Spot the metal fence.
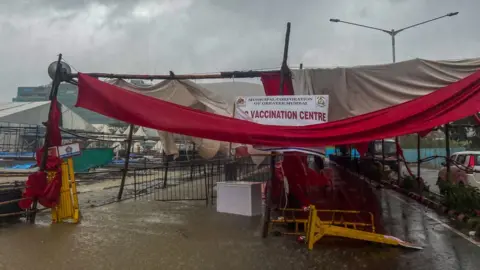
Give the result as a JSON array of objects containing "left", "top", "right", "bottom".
[
  {"left": 132, "top": 157, "right": 271, "bottom": 204},
  {"left": 0, "top": 123, "right": 42, "bottom": 158}
]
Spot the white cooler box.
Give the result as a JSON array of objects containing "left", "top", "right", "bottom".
[{"left": 216, "top": 181, "right": 263, "bottom": 216}]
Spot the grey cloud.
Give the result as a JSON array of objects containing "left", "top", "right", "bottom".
[{"left": 0, "top": 0, "right": 478, "bottom": 101}]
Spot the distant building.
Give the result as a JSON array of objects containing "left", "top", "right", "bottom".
[
  {"left": 13, "top": 86, "right": 49, "bottom": 102},
  {"left": 13, "top": 83, "right": 115, "bottom": 124}
]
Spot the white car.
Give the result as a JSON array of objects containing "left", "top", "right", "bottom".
[{"left": 438, "top": 151, "right": 480, "bottom": 189}]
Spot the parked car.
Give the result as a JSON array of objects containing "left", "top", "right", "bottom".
[{"left": 437, "top": 151, "right": 480, "bottom": 189}]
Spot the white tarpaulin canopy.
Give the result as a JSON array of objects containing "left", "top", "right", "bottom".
[
  {"left": 100, "top": 125, "right": 111, "bottom": 134},
  {"left": 292, "top": 58, "right": 480, "bottom": 120},
  {"left": 107, "top": 79, "right": 243, "bottom": 159},
  {"left": 0, "top": 101, "right": 95, "bottom": 131},
  {"left": 134, "top": 126, "right": 147, "bottom": 137},
  {"left": 123, "top": 125, "right": 131, "bottom": 135},
  {"left": 152, "top": 140, "right": 163, "bottom": 152},
  {"left": 134, "top": 126, "right": 159, "bottom": 138}
]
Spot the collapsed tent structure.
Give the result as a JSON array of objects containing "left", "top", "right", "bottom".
[
  {"left": 76, "top": 64, "right": 480, "bottom": 148},
  {"left": 70, "top": 59, "right": 480, "bottom": 244},
  {"left": 20, "top": 18, "right": 480, "bottom": 249},
  {"left": 104, "top": 78, "right": 250, "bottom": 159},
  {"left": 21, "top": 52, "right": 480, "bottom": 252}
]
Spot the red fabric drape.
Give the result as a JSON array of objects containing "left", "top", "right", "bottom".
[
  {"left": 47, "top": 100, "right": 62, "bottom": 147},
  {"left": 76, "top": 71, "right": 480, "bottom": 147},
  {"left": 19, "top": 99, "right": 63, "bottom": 209},
  {"left": 260, "top": 72, "right": 294, "bottom": 96},
  {"left": 260, "top": 73, "right": 314, "bottom": 208}
]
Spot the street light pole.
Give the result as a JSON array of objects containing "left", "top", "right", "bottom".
[
  {"left": 329, "top": 12, "right": 459, "bottom": 182},
  {"left": 390, "top": 30, "right": 396, "bottom": 63},
  {"left": 330, "top": 12, "right": 458, "bottom": 63}
]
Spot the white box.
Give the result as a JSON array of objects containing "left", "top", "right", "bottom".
[{"left": 216, "top": 181, "right": 263, "bottom": 216}]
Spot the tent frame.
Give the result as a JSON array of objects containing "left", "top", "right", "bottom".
[{"left": 36, "top": 22, "right": 293, "bottom": 235}]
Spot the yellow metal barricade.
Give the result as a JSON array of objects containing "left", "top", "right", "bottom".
[
  {"left": 270, "top": 208, "right": 310, "bottom": 236},
  {"left": 305, "top": 205, "right": 422, "bottom": 250},
  {"left": 270, "top": 205, "right": 422, "bottom": 250},
  {"left": 51, "top": 158, "right": 80, "bottom": 224}
]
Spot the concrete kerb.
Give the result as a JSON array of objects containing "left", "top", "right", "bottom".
[{"left": 336, "top": 164, "right": 473, "bottom": 225}]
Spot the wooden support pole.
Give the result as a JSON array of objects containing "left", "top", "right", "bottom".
[
  {"left": 30, "top": 54, "right": 63, "bottom": 224},
  {"left": 278, "top": 22, "right": 291, "bottom": 95},
  {"left": 117, "top": 124, "right": 134, "bottom": 201},
  {"left": 263, "top": 22, "right": 291, "bottom": 238},
  {"left": 445, "top": 124, "right": 451, "bottom": 181}
]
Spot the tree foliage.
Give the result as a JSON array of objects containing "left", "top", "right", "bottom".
[{"left": 449, "top": 116, "right": 480, "bottom": 149}]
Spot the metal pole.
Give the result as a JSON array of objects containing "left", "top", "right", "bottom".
[
  {"left": 445, "top": 124, "right": 451, "bottom": 181},
  {"left": 417, "top": 134, "right": 421, "bottom": 180},
  {"left": 263, "top": 153, "right": 276, "bottom": 238},
  {"left": 69, "top": 70, "right": 279, "bottom": 80},
  {"left": 390, "top": 32, "right": 402, "bottom": 183},
  {"left": 117, "top": 124, "right": 134, "bottom": 201},
  {"left": 382, "top": 140, "right": 385, "bottom": 173},
  {"left": 228, "top": 102, "right": 237, "bottom": 158},
  {"left": 391, "top": 30, "right": 396, "bottom": 63},
  {"left": 263, "top": 22, "right": 291, "bottom": 238},
  {"left": 30, "top": 54, "right": 63, "bottom": 224}
]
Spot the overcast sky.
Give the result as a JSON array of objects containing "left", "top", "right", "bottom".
[{"left": 0, "top": 0, "right": 478, "bottom": 101}]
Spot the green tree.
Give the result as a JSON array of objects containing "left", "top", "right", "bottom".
[{"left": 450, "top": 116, "right": 480, "bottom": 149}]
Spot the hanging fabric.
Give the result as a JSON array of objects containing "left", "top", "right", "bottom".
[{"left": 76, "top": 70, "right": 480, "bottom": 148}]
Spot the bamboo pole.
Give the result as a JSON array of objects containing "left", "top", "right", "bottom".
[
  {"left": 262, "top": 22, "right": 291, "bottom": 238},
  {"left": 117, "top": 124, "right": 134, "bottom": 201}
]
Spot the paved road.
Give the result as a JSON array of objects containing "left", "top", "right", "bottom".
[
  {"left": 410, "top": 166, "right": 441, "bottom": 194},
  {"left": 378, "top": 187, "right": 480, "bottom": 270},
  {"left": 1, "top": 181, "right": 480, "bottom": 268}
]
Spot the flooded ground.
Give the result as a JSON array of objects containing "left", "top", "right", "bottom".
[{"left": 1, "top": 168, "right": 480, "bottom": 269}]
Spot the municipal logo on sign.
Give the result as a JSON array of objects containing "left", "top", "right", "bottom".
[
  {"left": 58, "top": 143, "right": 81, "bottom": 159},
  {"left": 316, "top": 96, "right": 326, "bottom": 107},
  {"left": 236, "top": 97, "right": 246, "bottom": 106}
]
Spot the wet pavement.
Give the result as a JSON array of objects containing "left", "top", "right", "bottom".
[
  {"left": 1, "top": 172, "right": 480, "bottom": 269},
  {"left": 378, "top": 188, "right": 480, "bottom": 269},
  {"left": 410, "top": 166, "right": 440, "bottom": 194}
]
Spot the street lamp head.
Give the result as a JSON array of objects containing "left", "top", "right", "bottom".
[
  {"left": 329, "top": 18, "right": 340, "bottom": 23},
  {"left": 447, "top": 12, "right": 459, "bottom": 16}
]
